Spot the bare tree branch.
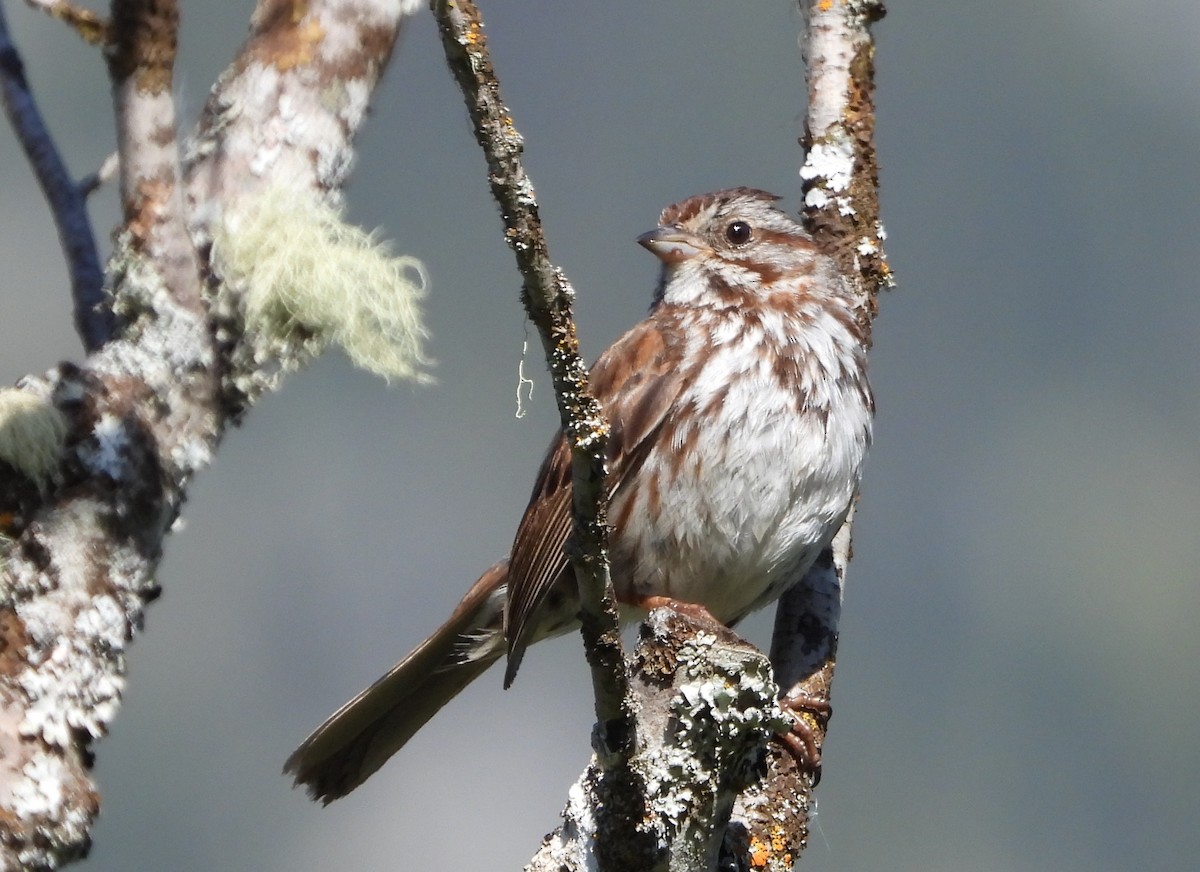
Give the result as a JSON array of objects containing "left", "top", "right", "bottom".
[
  {"left": 737, "top": 1, "right": 891, "bottom": 868},
  {"left": 78, "top": 151, "right": 119, "bottom": 198},
  {"left": 105, "top": 0, "right": 203, "bottom": 315},
  {"left": 0, "top": 1, "right": 111, "bottom": 351},
  {"left": 430, "top": 3, "right": 654, "bottom": 867},
  {"left": 23, "top": 0, "right": 107, "bottom": 45},
  {"left": 430, "top": 0, "right": 631, "bottom": 765},
  {"left": 0, "top": 1, "right": 425, "bottom": 866},
  {"left": 799, "top": 0, "right": 892, "bottom": 321},
  {"left": 528, "top": 609, "right": 790, "bottom": 872}
]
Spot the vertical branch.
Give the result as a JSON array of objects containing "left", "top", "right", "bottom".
[
  {"left": 106, "top": 0, "right": 203, "bottom": 316},
  {"left": 799, "top": 0, "right": 892, "bottom": 324},
  {"left": 0, "top": 2, "right": 111, "bottom": 350},
  {"left": 736, "top": 2, "right": 890, "bottom": 869}
]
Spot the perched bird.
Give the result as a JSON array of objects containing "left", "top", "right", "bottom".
[{"left": 286, "top": 187, "right": 873, "bottom": 802}]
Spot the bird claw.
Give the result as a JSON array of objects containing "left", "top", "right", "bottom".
[
  {"left": 776, "top": 693, "right": 831, "bottom": 785},
  {"left": 631, "top": 595, "right": 725, "bottom": 630}
]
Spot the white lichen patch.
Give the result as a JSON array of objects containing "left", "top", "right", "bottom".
[
  {"left": 216, "top": 183, "right": 433, "bottom": 384},
  {"left": 800, "top": 133, "right": 856, "bottom": 217},
  {"left": 93, "top": 241, "right": 220, "bottom": 481},
  {"left": 11, "top": 753, "right": 68, "bottom": 818},
  {"left": 536, "top": 779, "right": 600, "bottom": 872},
  {"left": 77, "top": 414, "right": 129, "bottom": 480},
  {"left": 639, "top": 631, "right": 789, "bottom": 835},
  {"left": 0, "top": 388, "right": 68, "bottom": 490},
  {"left": 17, "top": 592, "right": 130, "bottom": 746}
]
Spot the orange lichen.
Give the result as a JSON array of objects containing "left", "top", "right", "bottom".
[
  {"left": 244, "top": 0, "right": 326, "bottom": 72},
  {"left": 747, "top": 825, "right": 797, "bottom": 869},
  {"left": 749, "top": 835, "right": 771, "bottom": 867}
]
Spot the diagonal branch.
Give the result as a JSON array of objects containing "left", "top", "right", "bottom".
[
  {"left": 430, "top": 0, "right": 631, "bottom": 762},
  {"left": 0, "top": 2, "right": 111, "bottom": 351},
  {"left": 24, "top": 0, "right": 108, "bottom": 45},
  {"left": 432, "top": 2, "right": 654, "bottom": 867}
]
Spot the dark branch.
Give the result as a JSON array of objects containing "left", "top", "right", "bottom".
[
  {"left": 430, "top": 0, "right": 630, "bottom": 753},
  {"left": 431, "top": 0, "right": 652, "bottom": 865},
  {"left": 0, "top": 3, "right": 112, "bottom": 351}
]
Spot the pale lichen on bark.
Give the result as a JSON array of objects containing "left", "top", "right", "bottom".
[
  {"left": 798, "top": 0, "right": 891, "bottom": 327},
  {"left": 0, "top": 1, "right": 426, "bottom": 867},
  {"left": 527, "top": 610, "right": 790, "bottom": 872},
  {"left": 727, "top": 2, "right": 891, "bottom": 868}
]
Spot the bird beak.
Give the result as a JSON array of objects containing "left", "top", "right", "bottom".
[{"left": 637, "top": 227, "right": 708, "bottom": 264}]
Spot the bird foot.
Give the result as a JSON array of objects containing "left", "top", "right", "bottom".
[
  {"left": 631, "top": 595, "right": 725, "bottom": 630},
  {"left": 776, "top": 693, "right": 831, "bottom": 784}
]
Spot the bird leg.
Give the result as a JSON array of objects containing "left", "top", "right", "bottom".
[
  {"left": 632, "top": 594, "right": 830, "bottom": 782},
  {"left": 776, "top": 692, "right": 831, "bottom": 783},
  {"left": 629, "top": 594, "right": 726, "bottom": 630}
]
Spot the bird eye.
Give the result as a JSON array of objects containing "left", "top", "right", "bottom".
[{"left": 725, "top": 220, "right": 753, "bottom": 245}]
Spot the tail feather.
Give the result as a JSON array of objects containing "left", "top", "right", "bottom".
[{"left": 285, "top": 563, "right": 507, "bottom": 803}]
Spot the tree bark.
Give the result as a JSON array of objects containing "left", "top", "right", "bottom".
[{"left": 0, "top": 2, "right": 424, "bottom": 867}]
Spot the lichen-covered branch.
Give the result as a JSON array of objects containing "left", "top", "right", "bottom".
[
  {"left": 0, "top": 2, "right": 111, "bottom": 351},
  {"left": 0, "top": 1, "right": 425, "bottom": 867},
  {"left": 527, "top": 610, "right": 789, "bottom": 872},
  {"left": 799, "top": 0, "right": 892, "bottom": 327},
  {"left": 189, "top": 0, "right": 429, "bottom": 412},
  {"left": 741, "top": 2, "right": 890, "bottom": 868},
  {"left": 430, "top": 0, "right": 631, "bottom": 766}
]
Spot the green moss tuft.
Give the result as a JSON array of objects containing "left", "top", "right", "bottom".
[
  {"left": 218, "top": 185, "right": 433, "bottom": 383},
  {"left": 0, "top": 389, "right": 68, "bottom": 490}
]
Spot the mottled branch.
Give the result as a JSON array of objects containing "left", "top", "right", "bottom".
[
  {"left": 529, "top": 609, "right": 790, "bottom": 872},
  {"left": 0, "top": 3, "right": 111, "bottom": 351},
  {"left": 430, "top": 0, "right": 630, "bottom": 764},
  {"left": 799, "top": 0, "right": 892, "bottom": 330},
  {"left": 24, "top": 0, "right": 108, "bottom": 45},
  {"left": 744, "top": 1, "right": 890, "bottom": 868},
  {"left": 106, "top": 0, "right": 203, "bottom": 314},
  {"left": 187, "top": 0, "right": 425, "bottom": 413},
  {"left": 0, "top": 1, "right": 424, "bottom": 867}
]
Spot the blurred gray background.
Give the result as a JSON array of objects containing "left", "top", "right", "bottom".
[{"left": 2, "top": 1, "right": 1198, "bottom": 869}]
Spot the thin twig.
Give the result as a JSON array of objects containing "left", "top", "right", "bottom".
[
  {"left": 78, "top": 151, "right": 119, "bottom": 197},
  {"left": 431, "top": 1, "right": 652, "bottom": 864},
  {"left": 24, "top": 0, "right": 107, "bottom": 44},
  {"left": 0, "top": 2, "right": 112, "bottom": 351},
  {"left": 429, "top": 0, "right": 630, "bottom": 755}
]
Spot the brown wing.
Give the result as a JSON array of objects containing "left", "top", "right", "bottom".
[{"left": 502, "top": 314, "right": 687, "bottom": 685}]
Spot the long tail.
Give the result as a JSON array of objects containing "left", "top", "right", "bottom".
[{"left": 284, "top": 562, "right": 508, "bottom": 803}]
